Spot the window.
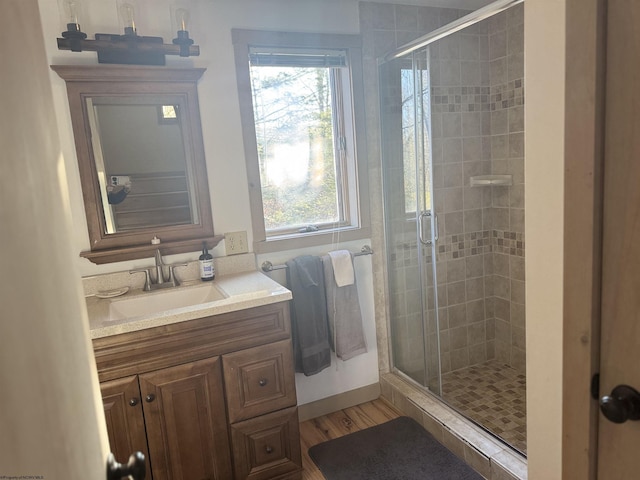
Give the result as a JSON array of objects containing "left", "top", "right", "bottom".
[
  {"left": 159, "top": 104, "right": 178, "bottom": 122},
  {"left": 233, "top": 30, "right": 370, "bottom": 252},
  {"left": 400, "top": 65, "right": 432, "bottom": 215}
]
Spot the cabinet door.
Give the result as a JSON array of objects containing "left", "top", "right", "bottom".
[
  {"left": 139, "top": 357, "right": 232, "bottom": 480},
  {"left": 101, "top": 376, "right": 151, "bottom": 477},
  {"left": 223, "top": 339, "right": 297, "bottom": 423},
  {"left": 230, "top": 406, "right": 302, "bottom": 480}
]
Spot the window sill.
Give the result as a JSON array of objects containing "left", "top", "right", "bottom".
[{"left": 253, "top": 226, "right": 371, "bottom": 254}]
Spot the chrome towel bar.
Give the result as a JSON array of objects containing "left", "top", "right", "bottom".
[{"left": 261, "top": 245, "right": 373, "bottom": 272}]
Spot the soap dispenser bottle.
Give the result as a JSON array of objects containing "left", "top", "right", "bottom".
[{"left": 199, "top": 242, "right": 215, "bottom": 281}]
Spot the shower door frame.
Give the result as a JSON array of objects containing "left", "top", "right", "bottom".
[
  {"left": 379, "top": 54, "right": 427, "bottom": 389},
  {"left": 410, "top": 45, "right": 442, "bottom": 394},
  {"left": 412, "top": 46, "right": 442, "bottom": 395},
  {"left": 378, "top": 0, "right": 527, "bottom": 421},
  {"left": 380, "top": 46, "right": 441, "bottom": 394}
]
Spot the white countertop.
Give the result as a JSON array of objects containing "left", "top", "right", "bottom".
[{"left": 87, "top": 270, "right": 291, "bottom": 339}]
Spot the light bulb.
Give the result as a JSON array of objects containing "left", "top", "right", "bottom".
[
  {"left": 62, "top": 0, "right": 81, "bottom": 28},
  {"left": 171, "top": 3, "right": 194, "bottom": 56},
  {"left": 59, "top": 0, "right": 86, "bottom": 45},
  {"left": 119, "top": 2, "right": 136, "bottom": 32},
  {"left": 63, "top": 0, "right": 79, "bottom": 24},
  {"left": 175, "top": 8, "right": 189, "bottom": 32}
]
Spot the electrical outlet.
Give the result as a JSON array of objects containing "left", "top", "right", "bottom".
[
  {"left": 110, "top": 175, "right": 130, "bottom": 186},
  {"left": 225, "top": 231, "right": 248, "bottom": 255}
]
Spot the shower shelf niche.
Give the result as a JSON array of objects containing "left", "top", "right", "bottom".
[{"left": 470, "top": 174, "right": 513, "bottom": 187}]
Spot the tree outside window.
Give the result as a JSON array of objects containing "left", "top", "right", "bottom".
[{"left": 250, "top": 65, "right": 341, "bottom": 233}]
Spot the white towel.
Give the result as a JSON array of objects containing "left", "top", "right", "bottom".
[{"left": 328, "top": 250, "right": 355, "bottom": 286}]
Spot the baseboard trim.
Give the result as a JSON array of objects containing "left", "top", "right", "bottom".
[{"left": 297, "top": 383, "right": 381, "bottom": 422}]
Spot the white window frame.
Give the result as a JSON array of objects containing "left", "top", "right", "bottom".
[{"left": 232, "top": 29, "right": 370, "bottom": 253}]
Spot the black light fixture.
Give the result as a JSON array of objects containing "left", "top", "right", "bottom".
[
  {"left": 57, "top": 0, "right": 199, "bottom": 65},
  {"left": 171, "top": 6, "right": 194, "bottom": 57},
  {"left": 59, "top": 0, "right": 87, "bottom": 52}
]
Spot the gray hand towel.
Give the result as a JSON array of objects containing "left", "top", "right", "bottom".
[
  {"left": 322, "top": 255, "right": 367, "bottom": 361},
  {"left": 286, "top": 255, "right": 331, "bottom": 376}
]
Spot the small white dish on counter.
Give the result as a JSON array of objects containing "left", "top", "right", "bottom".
[{"left": 95, "top": 287, "right": 129, "bottom": 299}]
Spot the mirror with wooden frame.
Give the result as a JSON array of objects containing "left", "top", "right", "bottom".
[{"left": 52, "top": 65, "right": 222, "bottom": 264}]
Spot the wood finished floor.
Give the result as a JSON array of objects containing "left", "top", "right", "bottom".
[{"left": 299, "top": 398, "right": 402, "bottom": 480}]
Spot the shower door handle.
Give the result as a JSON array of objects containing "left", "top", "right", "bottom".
[
  {"left": 433, "top": 213, "right": 439, "bottom": 242},
  {"left": 418, "top": 211, "right": 432, "bottom": 246}
]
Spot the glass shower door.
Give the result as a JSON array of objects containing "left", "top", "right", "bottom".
[{"left": 380, "top": 48, "right": 441, "bottom": 394}]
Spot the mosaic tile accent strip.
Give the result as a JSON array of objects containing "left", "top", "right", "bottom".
[
  {"left": 437, "top": 230, "right": 492, "bottom": 261},
  {"left": 435, "top": 230, "right": 526, "bottom": 261},
  {"left": 388, "top": 229, "right": 525, "bottom": 265},
  {"left": 492, "top": 230, "right": 525, "bottom": 257},
  {"left": 441, "top": 359, "right": 527, "bottom": 454},
  {"left": 431, "top": 86, "right": 492, "bottom": 113},
  {"left": 490, "top": 78, "right": 525, "bottom": 111},
  {"left": 388, "top": 241, "right": 424, "bottom": 265}
]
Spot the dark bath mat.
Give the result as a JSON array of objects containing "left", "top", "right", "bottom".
[{"left": 308, "top": 416, "right": 484, "bottom": 480}]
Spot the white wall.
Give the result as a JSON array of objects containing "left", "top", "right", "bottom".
[
  {"left": 525, "top": 1, "right": 565, "bottom": 478},
  {"left": 366, "top": 0, "right": 493, "bottom": 8},
  {"left": 257, "top": 239, "right": 379, "bottom": 405},
  {"left": 97, "top": 105, "right": 186, "bottom": 174},
  {"left": 1, "top": 1, "right": 109, "bottom": 477}
]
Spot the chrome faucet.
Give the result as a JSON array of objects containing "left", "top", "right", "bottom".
[
  {"left": 154, "top": 249, "right": 166, "bottom": 285},
  {"left": 129, "top": 268, "right": 152, "bottom": 291},
  {"left": 129, "top": 249, "right": 188, "bottom": 291}
]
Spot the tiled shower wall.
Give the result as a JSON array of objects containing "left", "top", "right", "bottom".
[
  {"left": 430, "top": 18, "right": 493, "bottom": 377},
  {"left": 487, "top": 6, "right": 525, "bottom": 372},
  {"left": 433, "top": 6, "right": 526, "bottom": 374},
  {"left": 430, "top": 6, "right": 526, "bottom": 376},
  {"left": 361, "top": 2, "right": 525, "bottom": 378}
]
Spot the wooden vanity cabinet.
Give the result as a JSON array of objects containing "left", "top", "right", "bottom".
[
  {"left": 94, "top": 301, "right": 302, "bottom": 480},
  {"left": 139, "top": 357, "right": 233, "bottom": 480},
  {"left": 100, "top": 376, "right": 150, "bottom": 476},
  {"left": 224, "top": 340, "right": 300, "bottom": 479},
  {"left": 101, "top": 360, "right": 232, "bottom": 480},
  {"left": 230, "top": 407, "right": 302, "bottom": 480}
]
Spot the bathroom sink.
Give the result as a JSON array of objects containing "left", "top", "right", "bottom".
[{"left": 108, "top": 283, "right": 228, "bottom": 321}]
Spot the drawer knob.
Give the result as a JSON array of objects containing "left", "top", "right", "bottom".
[
  {"left": 265, "top": 445, "right": 273, "bottom": 454},
  {"left": 258, "top": 378, "right": 268, "bottom": 387},
  {"left": 129, "top": 398, "right": 139, "bottom": 407},
  {"left": 145, "top": 393, "right": 156, "bottom": 403}
]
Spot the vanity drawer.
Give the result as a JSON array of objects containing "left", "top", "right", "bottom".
[
  {"left": 230, "top": 407, "right": 302, "bottom": 480},
  {"left": 223, "top": 339, "right": 296, "bottom": 423},
  {"left": 93, "top": 302, "right": 291, "bottom": 382}
]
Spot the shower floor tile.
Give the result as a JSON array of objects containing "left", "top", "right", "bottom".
[{"left": 441, "top": 360, "right": 527, "bottom": 454}]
